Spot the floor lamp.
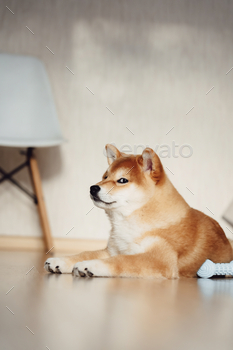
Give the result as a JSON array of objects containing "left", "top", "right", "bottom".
[{"left": 0, "top": 54, "right": 63, "bottom": 252}]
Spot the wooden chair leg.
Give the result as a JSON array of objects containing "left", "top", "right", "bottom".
[{"left": 29, "top": 154, "right": 53, "bottom": 252}]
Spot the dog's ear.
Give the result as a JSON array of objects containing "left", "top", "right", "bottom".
[
  {"left": 138, "top": 148, "right": 164, "bottom": 183},
  {"left": 105, "top": 144, "right": 121, "bottom": 165}
]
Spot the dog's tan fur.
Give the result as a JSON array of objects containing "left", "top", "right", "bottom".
[{"left": 45, "top": 144, "right": 233, "bottom": 278}]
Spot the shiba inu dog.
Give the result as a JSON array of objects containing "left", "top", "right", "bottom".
[{"left": 44, "top": 144, "right": 233, "bottom": 278}]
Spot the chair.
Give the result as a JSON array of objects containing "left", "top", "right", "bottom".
[{"left": 0, "top": 53, "right": 63, "bottom": 252}]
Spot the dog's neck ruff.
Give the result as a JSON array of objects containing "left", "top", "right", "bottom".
[{"left": 105, "top": 182, "right": 190, "bottom": 256}]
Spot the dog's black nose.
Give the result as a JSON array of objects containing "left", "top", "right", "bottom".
[{"left": 90, "top": 185, "right": 100, "bottom": 196}]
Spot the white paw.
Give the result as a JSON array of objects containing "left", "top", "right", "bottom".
[
  {"left": 73, "top": 259, "right": 111, "bottom": 277},
  {"left": 44, "top": 257, "right": 73, "bottom": 274}
]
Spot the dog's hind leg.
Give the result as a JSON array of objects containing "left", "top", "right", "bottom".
[{"left": 44, "top": 248, "right": 110, "bottom": 274}]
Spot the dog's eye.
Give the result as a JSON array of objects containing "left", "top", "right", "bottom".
[
  {"left": 117, "top": 178, "right": 128, "bottom": 184},
  {"left": 104, "top": 175, "right": 108, "bottom": 179}
]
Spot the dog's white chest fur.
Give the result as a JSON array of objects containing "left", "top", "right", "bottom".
[{"left": 107, "top": 212, "right": 157, "bottom": 256}]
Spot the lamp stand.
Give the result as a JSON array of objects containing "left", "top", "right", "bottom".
[{"left": 0, "top": 148, "right": 53, "bottom": 252}]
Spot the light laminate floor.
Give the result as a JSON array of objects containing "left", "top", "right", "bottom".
[{"left": 1, "top": 251, "right": 233, "bottom": 350}]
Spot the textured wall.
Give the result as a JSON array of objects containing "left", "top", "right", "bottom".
[{"left": 0, "top": 0, "right": 233, "bottom": 240}]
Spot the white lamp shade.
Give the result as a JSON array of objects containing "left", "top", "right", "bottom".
[{"left": 0, "top": 54, "right": 63, "bottom": 147}]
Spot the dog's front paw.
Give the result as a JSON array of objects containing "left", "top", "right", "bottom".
[
  {"left": 73, "top": 260, "right": 111, "bottom": 277},
  {"left": 44, "top": 257, "right": 73, "bottom": 274}
]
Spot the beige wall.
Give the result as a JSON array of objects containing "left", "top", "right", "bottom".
[{"left": 0, "top": 0, "right": 233, "bottom": 240}]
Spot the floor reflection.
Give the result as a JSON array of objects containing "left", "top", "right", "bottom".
[{"left": 197, "top": 277, "right": 233, "bottom": 298}]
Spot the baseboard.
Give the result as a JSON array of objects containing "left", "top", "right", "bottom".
[{"left": 0, "top": 235, "right": 107, "bottom": 253}]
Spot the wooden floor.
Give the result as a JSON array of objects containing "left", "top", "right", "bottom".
[{"left": 1, "top": 251, "right": 233, "bottom": 350}]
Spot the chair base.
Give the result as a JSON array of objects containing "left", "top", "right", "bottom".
[{"left": 0, "top": 148, "right": 53, "bottom": 252}]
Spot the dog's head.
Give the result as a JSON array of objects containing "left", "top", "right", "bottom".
[{"left": 90, "top": 144, "right": 165, "bottom": 214}]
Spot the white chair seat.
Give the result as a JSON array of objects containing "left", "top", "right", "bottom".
[{"left": 0, "top": 53, "right": 63, "bottom": 147}]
